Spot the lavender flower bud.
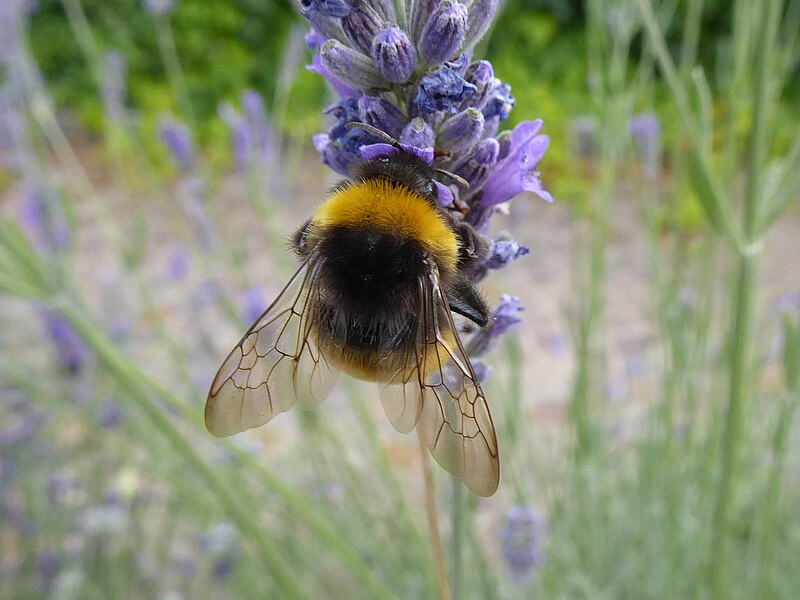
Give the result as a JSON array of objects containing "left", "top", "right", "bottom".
[
  {"left": 467, "top": 295, "right": 524, "bottom": 355},
  {"left": 446, "top": 52, "right": 470, "bottom": 75},
  {"left": 371, "top": 26, "right": 416, "bottom": 83},
  {"left": 419, "top": 0, "right": 468, "bottom": 66},
  {"left": 307, "top": 52, "right": 360, "bottom": 98},
  {"left": 408, "top": 0, "right": 439, "bottom": 42},
  {"left": 358, "top": 95, "right": 406, "bottom": 139},
  {"left": 464, "top": 0, "right": 500, "bottom": 50},
  {"left": 304, "top": 28, "right": 325, "bottom": 50},
  {"left": 483, "top": 114, "right": 500, "bottom": 139},
  {"left": 299, "top": 1, "right": 347, "bottom": 41},
  {"left": 437, "top": 107, "right": 483, "bottom": 153},
  {"left": 299, "top": 0, "right": 352, "bottom": 18},
  {"left": 452, "top": 138, "right": 499, "bottom": 189},
  {"left": 313, "top": 133, "right": 356, "bottom": 175},
  {"left": 482, "top": 81, "right": 515, "bottom": 121},
  {"left": 461, "top": 60, "right": 494, "bottom": 110},
  {"left": 400, "top": 117, "right": 435, "bottom": 148},
  {"left": 496, "top": 129, "right": 512, "bottom": 159},
  {"left": 158, "top": 117, "right": 194, "bottom": 173},
  {"left": 414, "top": 65, "right": 476, "bottom": 114},
  {"left": 465, "top": 202, "right": 494, "bottom": 233},
  {"left": 369, "top": 0, "right": 395, "bottom": 22},
  {"left": 321, "top": 39, "right": 385, "bottom": 90},
  {"left": 485, "top": 239, "right": 529, "bottom": 269},
  {"left": 341, "top": 4, "right": 384, "bottom": 55}
]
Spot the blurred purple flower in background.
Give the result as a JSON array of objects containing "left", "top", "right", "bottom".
[
  {"left": 240, "top": 286, "right": 266, "bottom": 326},
  {"left": 218, "top": 102, "right": 251, "bottom": 171},
  {"left": 166, "top": 246, "right": 191, "bottom": 282},
  {"left": 42, "top": 310, "right": 87, "bottom": 375},
  {"left": 18, "top": 182, "right": 70, "bottom": 253},
  {"left": 159, "top": 116, "right": 195, "bottom": 173},
  {"left": 241, "top": 90, "right": 276, "bottom": 166},
  {"left": 142, "top": 0, "right": 175, "bottom": 16},
  {"left": 569, "top": 115, "right": 598, "bottom": 161},
  {"left": 199, "top": 522, "right": 240, "bottom": 581},
  {"left": 629, "top": 112, "right": 661, "bottom": 179},
  {"left": 498, "top": 504, "right": 545, "bottom": 584}
]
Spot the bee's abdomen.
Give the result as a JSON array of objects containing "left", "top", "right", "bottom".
[{"left": 317, "top": 225, "right": 427, "bottom": 315}]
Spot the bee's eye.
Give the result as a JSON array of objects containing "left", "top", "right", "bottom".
[
  {"left": 378, "top": 156, "right": 390, "bottom": 163},
  {"left": 428, "top": 181, "right": 436, "bottom": 195}
]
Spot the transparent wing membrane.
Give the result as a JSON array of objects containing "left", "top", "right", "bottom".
[
  {"left": 205, "top": 256, "right": 338, "bottom": 437},
  {"left": 380, "top": 262, "right": 500, "bottom": 497}
]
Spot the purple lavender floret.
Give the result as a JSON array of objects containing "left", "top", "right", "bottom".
[
  {"left": 301, "top": 0, "right": 552, "bottom": 357},
  {"left": 240, "top": 286, "right": 266, "bottom": 326},
  {"left": 467, "top": 295, "right": 524, "bottom": 355},
  {"left": 482, "top": 81, "right": 515, "bottom": 122},
  {"left": 498, "top": 504, "right": 545, "bottom": 584},
  {"left": 485, "top": 239, "right": 530, "bottom": 270},
  {"left": 42, "top": 310, "right": 87, "bottom": 375},
  {"left": 159, "top": 117, "right": 195, "bottom": 173},
  {"left": 414, "top": 65, "right": 477, "bottom": 114},
  {"left": 300, "top": 0, "right": 352, "bottom": 18}
]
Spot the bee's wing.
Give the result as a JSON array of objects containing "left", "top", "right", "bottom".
[
  {"left": 379, "top": 263, "right": 500, "bottom": 497},
  {"left": 205, "top": 255, "right": 338, "bottom": 437}
]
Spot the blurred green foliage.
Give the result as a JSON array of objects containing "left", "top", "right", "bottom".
[{"left": 29, "top": 0, "right": 319, "bottom": 131}]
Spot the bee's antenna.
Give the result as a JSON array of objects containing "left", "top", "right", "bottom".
[
  {"left": 345, "top": 122, "right": 402, "bottom": 148},
  {"left": 347, "top": 121, "right": 470, "bottom": 190},
  {"left": 434, "top": 168, "right": 470, "bottom": 190}
]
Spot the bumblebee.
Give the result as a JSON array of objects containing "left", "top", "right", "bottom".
[{"left": 205, "top": 125, "right": 500, "bottom": 496}]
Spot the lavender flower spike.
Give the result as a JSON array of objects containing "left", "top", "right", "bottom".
[
  {"left": 300, "top": 0, "right": 552, "bottom": 406},
  {"left": 419, "top": 0, "right": 468, "bottom": 66},
  {"left": 480, "top": 119, "right": 552, "bottom": 206},
  {"left": 371, "top": 27, "right": 417, "bottom": 83}
]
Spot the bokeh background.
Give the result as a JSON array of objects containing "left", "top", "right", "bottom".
[{"left": 2, "top": 0, "right": 800, "bottom": 598}]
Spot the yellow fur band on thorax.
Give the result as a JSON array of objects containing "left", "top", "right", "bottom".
[{"left": 311, "top": 179, "right": 459, "bottom": 274}]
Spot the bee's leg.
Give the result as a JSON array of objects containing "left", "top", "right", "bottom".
[
  {"left": 446, "top": 275, "right": 490, "bottom": 328},
  {"left": 291, "top": 219, "right": 313, "bottom": 257},
  {"left": 455, "top": 222, "right": 490, "bottom": 276}
]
